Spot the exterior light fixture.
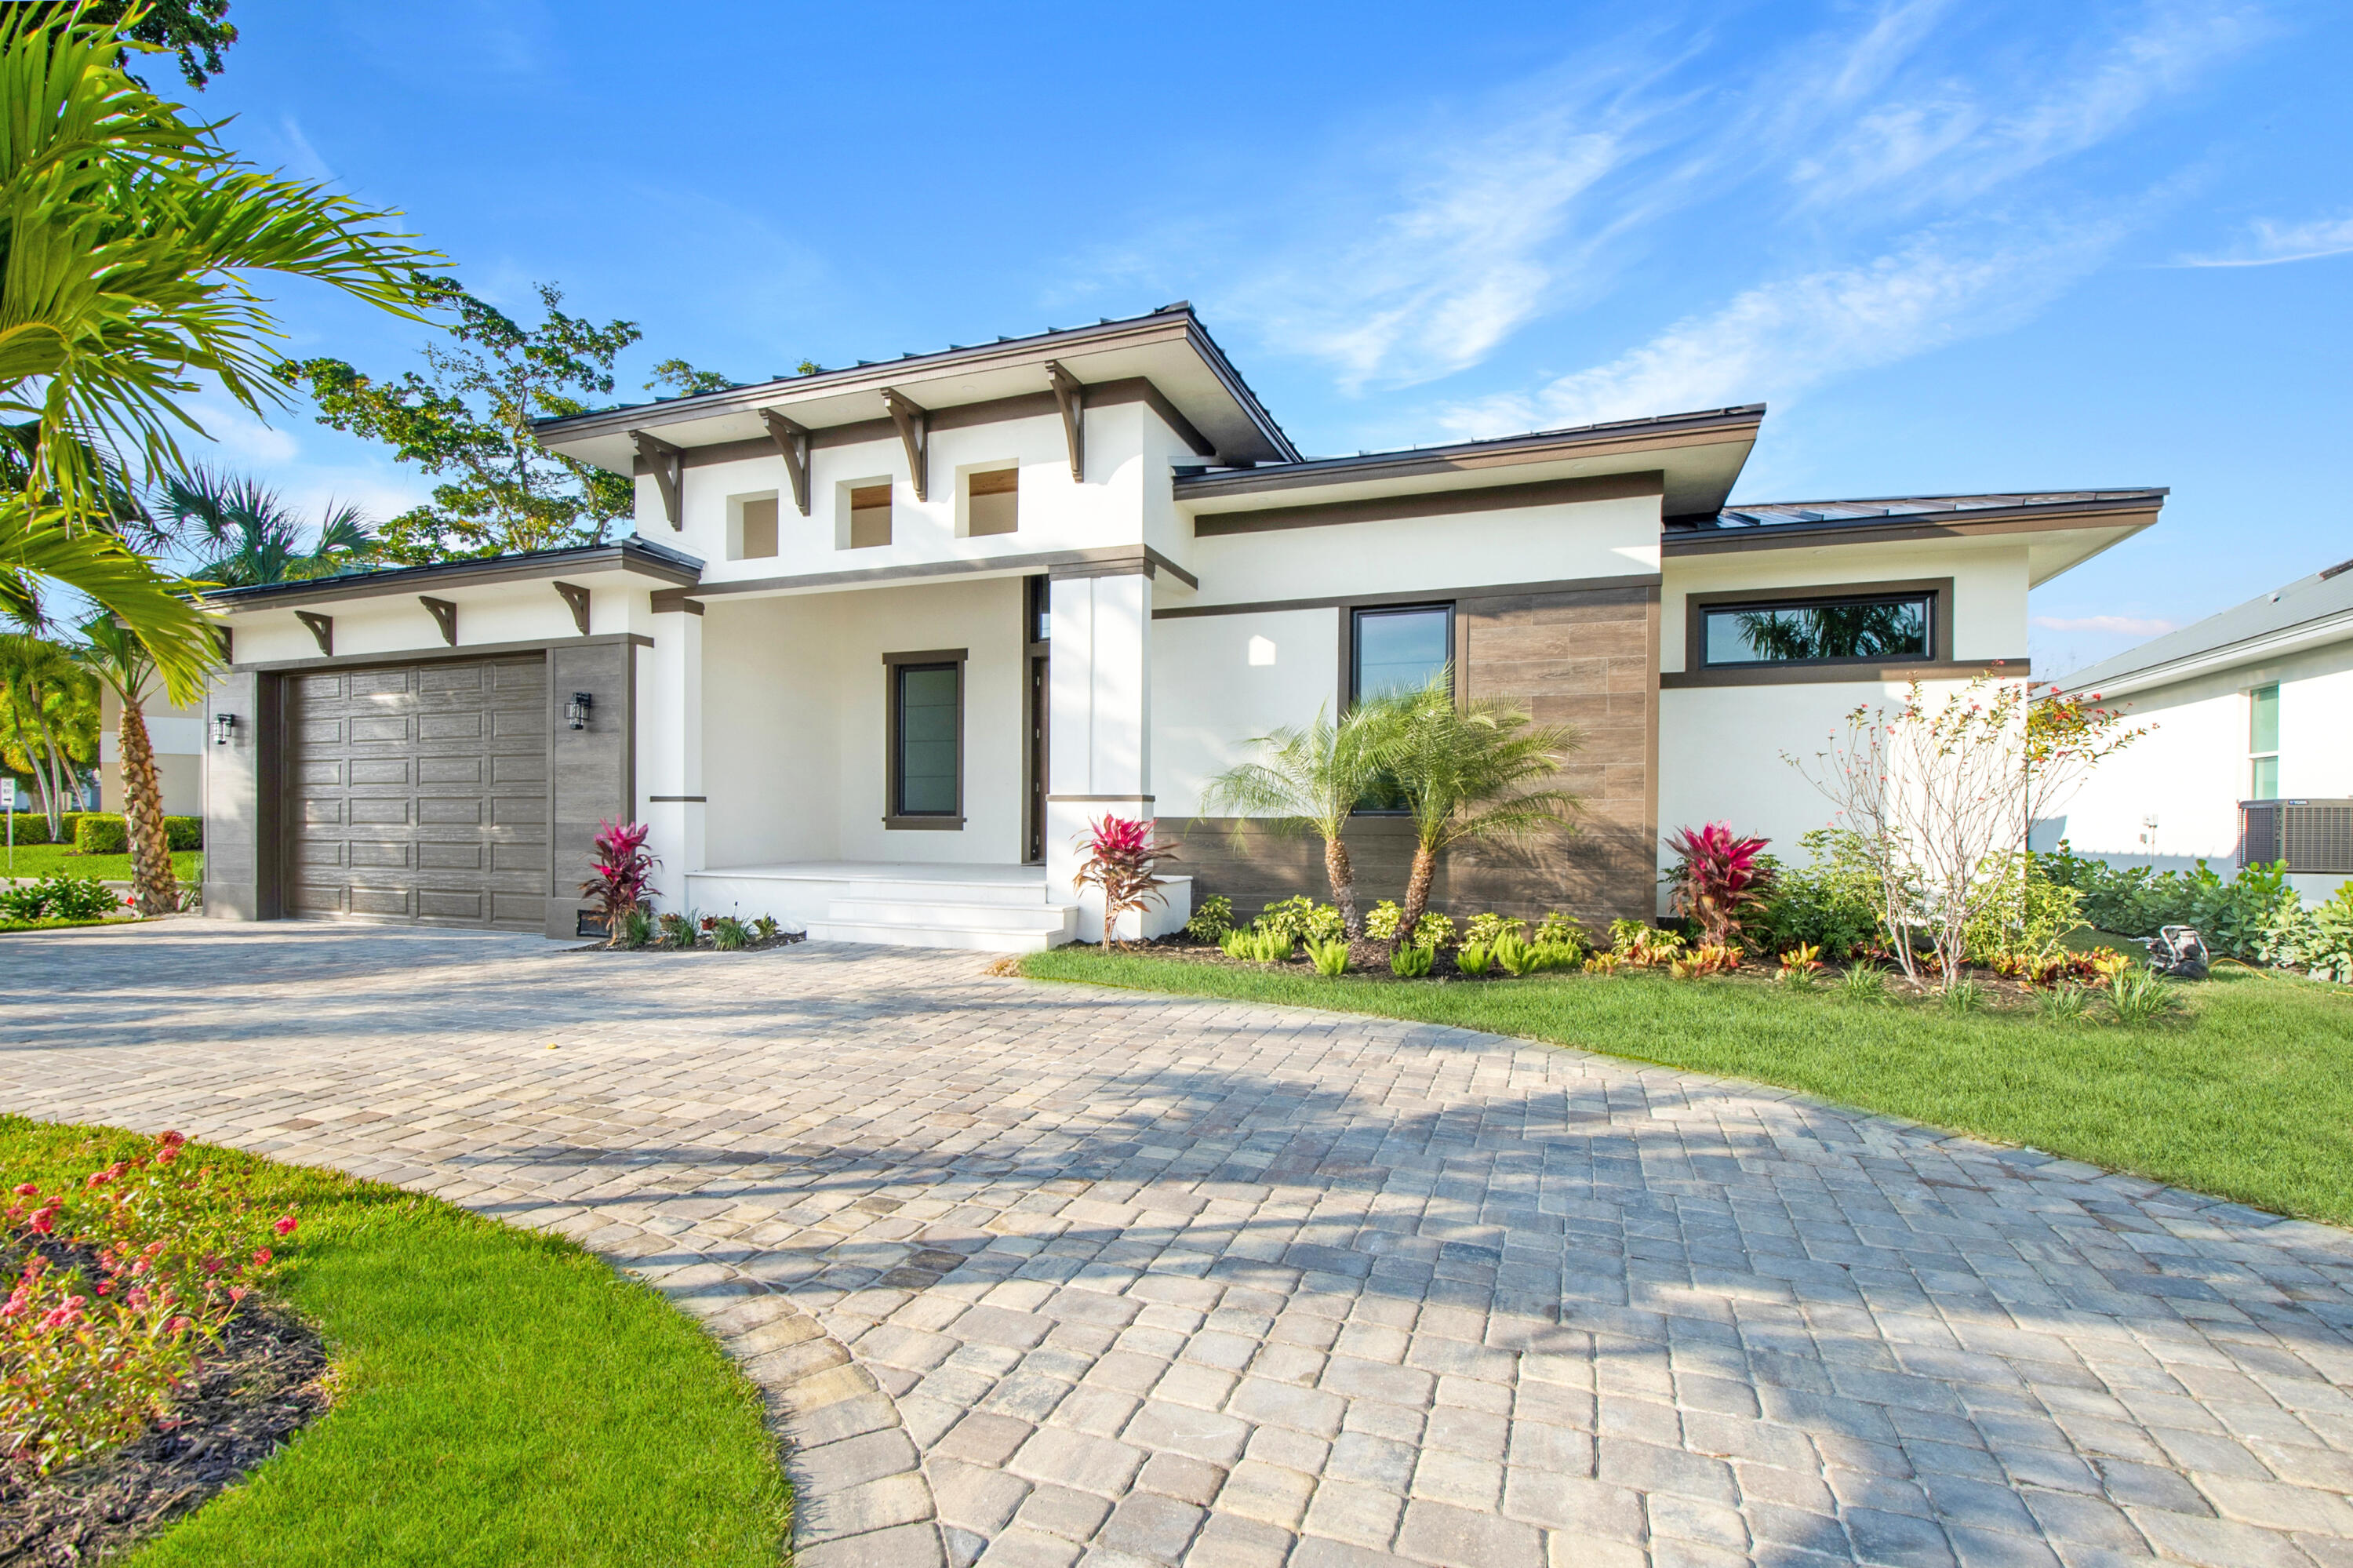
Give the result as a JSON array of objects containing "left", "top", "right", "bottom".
[
  {"left": 566, "top": 692, "right": 593, "bottom": 730},
  {"left": 212, "top": 712, "right": 236, "bottom": 746}
]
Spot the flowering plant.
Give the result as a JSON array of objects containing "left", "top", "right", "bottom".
[
  {"left": 1, "top": 1132, "right": 298, "bottom": 1474},
  {"left": 580, "top": 819, "right": 658, "bottom": 944},
  {"left": 1665, "top": 823, "right": 1773, "bottom": 950},
  {"left": 1071, "top": 814, "right": 1175, "bottom": 947}
]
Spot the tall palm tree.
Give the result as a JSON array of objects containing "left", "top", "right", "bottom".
[
  {"left": 1200, "top": 701, "right": 1403, "bottom": 937},
  {"left": 74, "top": 613, "right": 175, "bottom": 912},
  {"left": 0, "top": 632, "right": 99, "bottom": 841},
  {"left": 158, "top": 467, "right": 377, "bottom": 587},
  {"left": 1381, "top": 675, "right": 1585, "bottom": 940},
  {"left": 0, "top": 7, "right": 435, "bottom": 701}
]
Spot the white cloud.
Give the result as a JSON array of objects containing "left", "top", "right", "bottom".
[
  {"left": 2033, "top": 614, "right": 2180, "bottom": 635},
  {"left": 1435, "top": 221, "right": 2120, "bottom": 436},
  {"left": 2177, "top": 210, "right": 2353, "bottom": 267}
]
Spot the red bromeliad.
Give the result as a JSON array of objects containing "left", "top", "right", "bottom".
[{"left": 1665, "top": 822, "right": 1773, "bottom": 952}]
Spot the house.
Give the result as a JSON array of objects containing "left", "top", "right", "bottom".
[
  {"left": 2049, "top": 558, "right": 2353, "bottom": 902},
  {"left": 98, "top": 684, "right": 204, "bottom": 818},
  {"left": 198, "top": 304, "right": 2164, "bottom": 948}
]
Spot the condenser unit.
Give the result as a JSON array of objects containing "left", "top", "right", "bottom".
[{"left": 2239, "top": 799, "right": 2353, "bottom": 874}]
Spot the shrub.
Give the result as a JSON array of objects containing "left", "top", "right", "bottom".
[
  {"left": 1226, "top": 928, "right": 1293, "bottom": 962},
  {"left": 1533, "top": 911, "right": 1585, "bottom": 948},
  {"left": 580, "top": 820, "right": 657, "bottom": 945},
  {"left": 656, "top": 911, "right": 694, "bottom": 948},
  {"left": 2108, "top": 967, "right": 2181, "bottom": 1025},
  {"left": 1751, "top": 831, "right": 1885, "bottom": 959},
  {"left": 1, "top": 874, "right": 125, "bottom": 922},
  {"left": 1963, "top": 857, "right": 2086, "bottom": 967},
  {"left": 1609, "top": 920, "right": 1684, "bottom": 966},
  {"left": 1778, "top": 944, "right": 1824, "bottom": 987},
  {"left": 1409, "top": 911, "right": 1456, "bottom": 949},
  {"left": 2034, "top": 842, "right": 2296, "bottom": 959},
  {"left": 1390, "top": 944, "right": 1434, "bottom": 978},
  {"left": 1363, "top": 900, "right": 1402, "bottom": 940},
  {"left": 1255, "top": 895, "right": 1344, "bottom": 946},
  {"left": 2258, "top": 885, "right": 2353, "bottom": 984},
  {"left": 1493, "top": 932, "right": 1542, "bottom": 977},
  {"left": 1462, "top": 913, "right": 1526, "bottom": 948},
  {"left": 1184, "top": 895, "right": 1235, "bottom": 942},
  {"left": 1664, "top": 823, "right": 1773, "bottom": 948},
  {"left": 1581, "top": 952, "right": 1621, "bottom": 975},
  {"left": 1669, "top": 944, "right": 1739, "bottom": 980},
  {"left": 1, "top": 1130, "right": 299, "bottom": 1475},
  {"left": 67, "top": 815, "right": 198, "bottom": 856},
  {"left": 1305, "top": 937, "right": 1350, "bottom": 977},
  {"left": 1071, "top": 814, "right": 1176, "bottom": 947},
  {"left": 613, "top": 906, "right": 653, "bottom": 949},
  {"left": 709, "top": 915, "right": 747, "bottom": 951},
  {"left": 1218, "top": 929, "right": 1254, "bottom": 960},
  {"left": 751, "top": 915, "right": 780, "bottom": 942},
  {"left": 1455, "top": 943, "right": 1493, "bottom": 977}
]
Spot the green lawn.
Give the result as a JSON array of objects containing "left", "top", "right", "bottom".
[
  {"left": 0, "top": 843, "right": 202, "bottom": 883},
  {"left": 0, "top": 1118, "right": 788, "bottom": 1568},
  {"left": 1021, "top": 950, "right": 2353, "bottom": 1227}
]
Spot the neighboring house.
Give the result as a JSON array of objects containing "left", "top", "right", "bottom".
[
  {"left": 197, "top": 304, "right": 2163, "bottom": 948},
  {"left": 98, "top": 684, "right": 204, "bottom": 818},
  {"left": 2051, "top": 558, "right": 2353, "bottom": 901}
]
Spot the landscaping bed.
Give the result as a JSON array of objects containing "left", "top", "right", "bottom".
[{"left": 0, "top": 1118, "right": 789, "bottom": 1567}]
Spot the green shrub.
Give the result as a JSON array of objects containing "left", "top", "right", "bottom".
[
  {"left": 1305, "top": 937, "right": 1350, "bottom": 977},
  {"left": 1, "top": 874, "right": 123, "bottom": 922},
  {"left": 1940, "top": 979, "right": 1987, "bottom": 1014},
  {"left": 1533, "top": 911, "right": 1585, "bottom": 948},
  {"left": 73, "top": 816, "right": 128, "bottom": 855},
  {"left": 1752, "top": 831, "right": 1885, "bottom": 959},
  {"left": 2034, "top": 842, "right": 2295, "bottom": 959},
  {"left": 656, "top": 911, "right": 694, "bottom": 948},
  {"left": 2258, "top": 885, "right": 2353, "bottom": 984},
  {"left": 1225, "top": 928, "right": 1293, "bottom": 962},
  {"left": 1390, "top": 943, "right": 1434, "bottom": 978},
  {"left": 2108, "top": 967, "right": 2182, "bottom": 1026},
  {"left": 1455, "top": 942, "right": 1493, "bottom": 977},
  {"left": 1463, "top": 913, "right": 1526, "bottom": 948},
  {"left": 1254, "top": 895, "right": 1343, "bottom": 945},
  {"left": 0, "top": 812, "right": 109, "bottom": 848},
  {"left": 1409, "top": 911, "right": 1456, "bottom": 949},
  {"left": 1363, "top": 900, "right": 1402, "bottom": 940},
  {"left": 1492, "top": 931, "right": 1543, "bottom": 977},
  {"left": 2035, "top": 983, "right": 2089, "bottom": 1024},
  {"left": 709, "top": 915, "right": 748, "bottom": 951},
  {"left": 614, "top": 907, "right": 653, "bottom": 949},
  {"left": 1219, "top": 928, "right": 1253, "bottom": 960},
  {"left": 1184, "top": 894, "right": 1235, "bottom": 942}
]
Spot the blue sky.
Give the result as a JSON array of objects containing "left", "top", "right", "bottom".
[{"left": 191, "top": 0, "right": 2351, "bottom": 677}]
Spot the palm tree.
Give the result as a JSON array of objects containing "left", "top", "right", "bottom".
[
  {"left": 1200, "top": 701, "right": 1404, "bottom": 937},
  {"left": 0, "top": 7, "right": 435, "bottom": 701},
  {"left": 158, "top": 467, "right": 378, "bottom": 587},
  {"left": 0, "top": 632, "right": 100, "bottom": 841},
  {"left": 1381, "top": 674, "right": 1585, "bottom": 940},
  {"left": 75, "top": 613, "right": 176, "bottom": 912}
]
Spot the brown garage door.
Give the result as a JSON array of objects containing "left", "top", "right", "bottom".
[{"left": 284, "top": 657, "right": 551, "bottom": 929}]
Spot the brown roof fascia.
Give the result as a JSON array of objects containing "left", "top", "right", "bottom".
[
  {"left": 200, "top": 541, "right": 703, "bottom": 613},
  {"left": 1663, "top": 497, "right": 2164, "bottom": 556}
]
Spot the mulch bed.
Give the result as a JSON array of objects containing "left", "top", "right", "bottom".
[{"left": 0, "top": 1297, "right": 330, "bottom": 1565}]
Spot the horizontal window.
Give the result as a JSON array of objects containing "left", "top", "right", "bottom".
[{"left": 1701, "top": 593, "right": 1931, "bottom": 666}]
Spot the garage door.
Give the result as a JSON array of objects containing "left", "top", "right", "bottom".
[{"left": 284, "top": 657, "right": 551, "bottom": 929}]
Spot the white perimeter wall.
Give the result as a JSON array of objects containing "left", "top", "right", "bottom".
[
  {"left": 1153, "top": 608, "right": 1341, "bottom": 818},
  {"left": 700, "top": 577, "right": 1027, "bottom": 867}
]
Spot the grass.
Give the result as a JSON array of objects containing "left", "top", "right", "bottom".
[
  {"left": 0, "top": 916, "right": 139, "bottom": 934},
  {"left": 0, "top": 843, "right": 203, "bottom": 883},
  {"left": 1020, "top": 949, "right": 2353, "bottom": 1228},
  {"left": 0, "top": 1117, "right": 789, "bottom": 1567}
]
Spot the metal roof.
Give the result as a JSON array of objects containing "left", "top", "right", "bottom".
[
  {"left": 1680, "top": 489, "right": 2170, "bottom": 533},
  {"left": 2059, "top": 554, "right": 2353, "bottom": 694}
]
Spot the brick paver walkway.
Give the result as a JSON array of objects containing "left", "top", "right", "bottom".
[{"left": 5, "top": 921, "right": 2353, "bottom": 1567}]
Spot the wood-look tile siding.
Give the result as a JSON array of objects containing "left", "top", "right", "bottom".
[{"left": 1164, "top": 582, "right": 1660, "bottom": 929}]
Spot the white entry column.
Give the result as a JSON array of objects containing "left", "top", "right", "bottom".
[
  {"left": 640, "top": 604, "right": 704, "bottom": 913},
  {"left": 1046, "top": 569, "right": 1158, "bottom": 940}
]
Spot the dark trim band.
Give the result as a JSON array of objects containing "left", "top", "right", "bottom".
[
  {"left": 1155, "top": 571, "right": 1663, "bottom": 620},
  {"left": 229, "top": 631, "right": 653, "bottom": 675},
  {"left": 1048, "top": 794, "right": 1157, "bottom": 803},
  {"left": 646, "top": 795, "right": 707, "bottom": 803},
  {"left": 1192, "top": 472, "right": 1664, "bottom": 536},
  {"left": 202, "top": 540, "right": 703, "bottom": 609},
  {"left": 1661, "top": 658, "right": 2030, "bottom": 689}
]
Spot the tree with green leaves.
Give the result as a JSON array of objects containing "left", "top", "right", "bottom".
[
  {"left": 1380, "top": 675, "right": 1584, "bottom": 940},
  {"left": 1200, "top": 700, "right": 1404, "bottom": 938},
  {"left": 74, "top": 612, "right": 175, "bottom": 911},
  {"left": 278, "top": 280, "right": 660, "bottom": 566},
  {"left": 0, "top": 632, "right": 99, "bottom": 841},
  {"left": 25, "top": 0, "right": 239, "bottom": 89},
  {"left": 0, "top": 7, "right": 436, "bottom": 702},
  {"left": 157, "top": 466, "right": 376, "bottom": 587}
]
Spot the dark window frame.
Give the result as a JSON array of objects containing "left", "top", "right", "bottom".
[
  {"left": 1675, "top": 577, "right": 1958, "bottom": 687},
  {"left": 883, "top": 648, "right": 966, "bottom": 829},
  {"left": 1347, "top": 602, "right": 1456, "bottom": 706}
]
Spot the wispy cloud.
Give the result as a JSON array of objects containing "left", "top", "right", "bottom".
[
  {"left": 2177, "top": 210, "right": 2353, "bottom": 267},
  {"left": 2034, "top": 613, "right": 2180, "bottom": 635},
  {"left": 1435, "top": 220, "right": 2120, "bottom": 435}
]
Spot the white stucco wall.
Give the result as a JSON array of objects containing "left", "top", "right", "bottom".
[
  {"left": 1152, "top": 607, "right": 1343, "bottom": 818},
  {"left": 1660, "top": 540, "right": 2031, "bottom": 674},
  {"left": 700, "top": 595, "right": 845, "bottom": 867}
]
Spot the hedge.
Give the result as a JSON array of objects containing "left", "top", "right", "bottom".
[
  {"left": 71, "top": 814, "right": 202, "bottom": 855},
  {"left": 0, "top": 811, "right": 100, "bottom": 847}
]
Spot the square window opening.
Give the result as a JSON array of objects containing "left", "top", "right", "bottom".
[
  {"left": 729, "top": 493, "right": 779, "bottom": 560},
  {"left": 1700, "top": 593, "right": 1932, "bottom": 666},
  {"left": 1351, "top": 604, "right": 1453, "bottom": 703},
  {"left": 839, "top": 479, "right": 893, "bottom": 550},
  {"left": 964, "top": 464, "right": 1019, "bottom": 537}
]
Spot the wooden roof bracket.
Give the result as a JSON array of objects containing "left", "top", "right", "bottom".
[
  {"left": 759, "top": 409, "right": 813, "bottom": 516},
  {"left": 1046, "top": 360, "right": 1086, "bottom": 484},
  {"left": 631, "top": 430, "right": 686, "bottom": 529},
  {"left": 553, "top": 581, "right": 591, "bottom": 636},
  {"left": 419, "top": 595, "right": 457, "bottom": 646},
  {"left": 294, "top": 610, "right": 333, "bottom": 657},
  {"left": 880, "top": 388, "right": 929, "bottom": 502}
]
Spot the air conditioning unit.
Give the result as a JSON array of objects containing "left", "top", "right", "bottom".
[{"left": 2239, "top": 799, "right": 2353, "bottom": 874}]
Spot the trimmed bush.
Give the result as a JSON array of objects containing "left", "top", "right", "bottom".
[
  {"left": 0, "top": 812, "right": 107, "bottom": 848},
  {"left": 64, "top": 813, "right": 201, "bottom": 857}
]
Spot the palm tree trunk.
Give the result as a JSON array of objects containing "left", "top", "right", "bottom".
[
  {"left": 1323, "top": 835, "right": 1362, "bottom": 937},
  {"left": 1398, "top": 843, "right": 1438, "bottom": 943},
  {"left": 117, "top": 702, "right": 176, "bottom": 915}
]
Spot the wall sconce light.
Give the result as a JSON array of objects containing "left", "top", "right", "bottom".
[
  {"left": 212, "top": 712, "right": 236, "bottom": 746},
  {"left": 566, "top": 692, "right": 593, "bottom": 731}
]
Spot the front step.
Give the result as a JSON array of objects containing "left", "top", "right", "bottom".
[
  {"left": 806, "top": 908, "right": 1077, "bottom": 953},
  {"left": 827, "top": 897, "right": 1075, "bottom": 932}
]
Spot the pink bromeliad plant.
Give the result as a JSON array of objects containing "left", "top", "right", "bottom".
[
  {"left": 1071, "top": 814, "right": 1176, "bottom": 948},
  {"left": 580, "top": 819, "right": 659, "bottom": 944},
  {"left": 1664, "top": 822, "right": 1774, "bottom": 955}
]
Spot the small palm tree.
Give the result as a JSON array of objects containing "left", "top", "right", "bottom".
[
  {"left": 75, "top": 613, "right": 176, "bottom": 913},
  {"left": 1381, "top": 674, "right": 1584, "bottom": 938},
  {"left": 158, "top": 467, "right": 377, "bottom": 587},
  {"left": 1201, "top": 700, "right": 1404, "bottom": 937}
]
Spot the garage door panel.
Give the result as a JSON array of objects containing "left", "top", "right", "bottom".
[{"left": 285, "top": 654, "right": 548, "bottom": 931}]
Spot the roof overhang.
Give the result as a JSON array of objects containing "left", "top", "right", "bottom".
[
  {"left": 198, "top": 537, "right": 704, "bottom": 616},
  {"left": 2060, "top": 605, "right": 2353, "bottom": 700},
  {"left": 1173, "top": 406, "right": 1762, "bottom": 522},
  {"left": 1666, "top": 493, "right": 2164, "bottom": 588},
  {"left": 533, "top": 307, "right": 1297, "bottom": 476}
]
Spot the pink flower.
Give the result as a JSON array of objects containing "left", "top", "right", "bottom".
[
  {"left": 165, "top": 1315, "right": 191, "bottom": 1334},
  {"left": 273, "top": 1216, "right": 297, "bottom": 1238},
  {"left": 10, "top": 1183, "right": 35, "bottom": 1199},
  {"left": 125, "top": 1287, "right": 149, "bottom": 1312},
  {"left": 251, "top": 1248, "right": 272, "bottom": 1267},
  {"left": 28, "top": 1205, "right": 57, "bottom": 1236}
]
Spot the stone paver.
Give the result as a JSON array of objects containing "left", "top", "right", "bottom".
[{"left": 5, "top": 919, "right": 2353, "bottom": 1567}]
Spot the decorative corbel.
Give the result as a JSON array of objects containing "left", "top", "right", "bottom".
[
  {"left": 552, "top": 580, "right": 591, "bottom": 636},
  {"left": 879, "top": 388, "right": 929, "bottom": 501},
  {"left": 631, "top": 431, "right": 686, "bottom": 529},
  {"left": 1045, "top": 360, "right": 1086, "bottom": 484},
  {"left": 759, "top": 409, "right": 813, "bottom": 517},
  {"left": 294, "top": 611, "right": 333, "bottom": 657},
  {"left": 419, "top": 595, "right": 457, "bottom": 647}
]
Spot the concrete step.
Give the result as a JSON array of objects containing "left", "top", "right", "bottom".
[
  {"left": 787, "top": 873, "right": 1053, "bottom": 908},
  {"left": 827, "top": 897, "right": 1072, "bottom": 931},
  {"left": 805, "top": 911, "right": 1076, "bottom": 953}
]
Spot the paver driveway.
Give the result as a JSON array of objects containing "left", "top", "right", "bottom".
[{"left": 5, "top": 921, "right": 2353, "bottom": 1568}]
